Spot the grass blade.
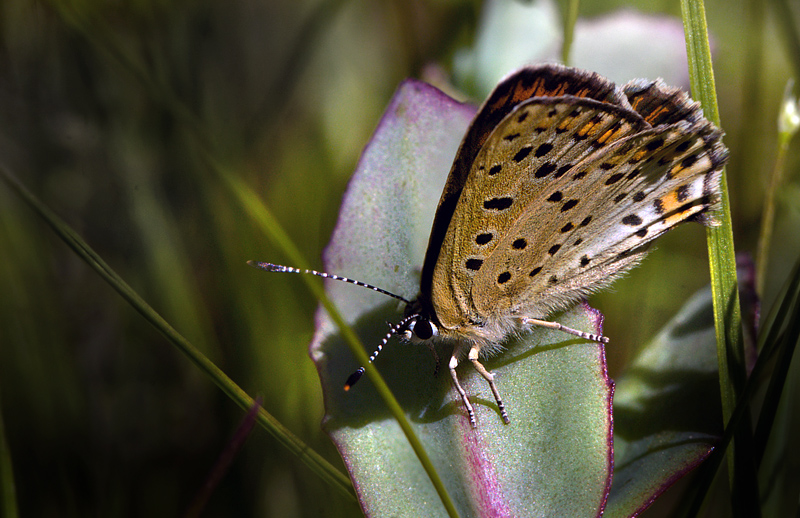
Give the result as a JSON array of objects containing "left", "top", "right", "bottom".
[
  {"left": 680, "top": 0, "right": 757, "bottom": 514},
  {"left": 561, "top": 0, "right": 580, "bottom": 65}
]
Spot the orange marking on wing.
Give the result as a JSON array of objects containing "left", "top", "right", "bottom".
[
  {"left": 596, "top": 127, "right": 618, "bottom": 145},
  {"left": 643, "top": 106, "right": 670, "bottom": 124},
  {"left": 669, "top": 164, "right": 684, "bottom": 178},
  {"left": 664, "top": 204, "right": 704, "bottom": 226},
  {"left": 659, "top": 190, "right": 682, "bottom": 214},
  {"left": 570, "top": 120, "right": 595, "bottom": 135},
  {"left": 573, "top": 87, "right": 592, "bottom": 98},
  {"left": 519, "top": 79, "right": 578, "bottom": 101},
  {"left": 528, "top": 78, "right": 549, "bottom": 98},
  {"left": 551, "top": 82, "right": 569, "bottom": 96},
  {"left": 488, "top": 92, "right": 512, "bottom": 112}
]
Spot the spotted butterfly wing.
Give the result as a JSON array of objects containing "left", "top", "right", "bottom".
[
  {"left": 420, "top": 64, "right": 727, "bottom": 348},
  {"left": 472, "top": 115, "right": 725, "bottom": 330},
  {"left": 417, "top": 65, "right": 634, "bottom": 325}
]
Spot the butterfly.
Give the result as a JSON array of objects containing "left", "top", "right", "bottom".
[{"left": 251, "top": 63, "right": 728, "bottom": 427}]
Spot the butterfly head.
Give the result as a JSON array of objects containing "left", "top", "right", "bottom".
[
  {"left": 404, "top": 316, "right": 437, "bottom": 341},
  {"left": 401, "top": 297, "right": 439, "bottom": 342}
]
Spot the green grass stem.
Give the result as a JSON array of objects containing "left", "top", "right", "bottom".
[{"left": 680, "top": 0, "right": 756, "bottom": 514}]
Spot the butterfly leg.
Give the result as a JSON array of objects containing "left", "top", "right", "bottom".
[
  {"left": 426, "top": 341, "right": 441, "bottom": 377},
  {"left": 449, "top": 355, "right": 477, "bottom": 428},
  {"left": 522, "top": 317, "right": 609, "bottom": 343},
  {"left": 468, "top": 345, "right": 510, "bottom": 425}
]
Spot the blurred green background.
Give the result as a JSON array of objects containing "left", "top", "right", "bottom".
[{"left": 0, "top": 0, "right": 798, "bottom": 516}]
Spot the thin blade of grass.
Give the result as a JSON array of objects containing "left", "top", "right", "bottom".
[
  {"left": 0, "top": 164, "right": 356, "bottom": 502},
  {"left": 679, "top": 0, "right": 757, "bottom": 515},
  {"left": 560, "top": 0, "right": 580, "bottom": 65},
  {"left": 772, "top": 0, "right": 800, "bottom": 76}
]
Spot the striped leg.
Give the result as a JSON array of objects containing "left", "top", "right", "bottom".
[
  {"left": 449, "top": 355, "right": 476, "bottom": 428},
  {"left": 522, "top": 317, "right": 609, "bottom": 343},
  {"left": 469, "top": 345, "right": 510, "bottom": 424}
]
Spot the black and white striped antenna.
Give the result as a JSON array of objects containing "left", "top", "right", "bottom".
[
  {"left": 342, "top": 313, "right": 421, "bottom": 390},
  {"left": 247, "top": 262, "right": 411, "bottom": 304},
  {"left": 247, "top": 261, "right": 417, "bottom": 390}
]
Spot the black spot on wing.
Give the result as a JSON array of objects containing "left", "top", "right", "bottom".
[
  {"left": 513, "top": 146, "right": 533, "bottom": 163},
  {"left": 535, "top": 143, "right": 554, "bottom": 157},
  {"left": 553, "top": 164, "right": 573, "bottom": 179},
  {"left": 466, "top": 258, "right": 483, "bottom": 271},
  {"left": 484, "top": 197, "right": 513, "bottom": 210},
  {"left": 646, "top": 137, "right": 665, "bottom": 151},
  {"left": 535, "top": 162, "right": 557, "bottom": 178},
  {"left": 622, "top": 214, "right": 643, "bottom": 226},
  {"left": 676, "top": 184, "right": 690, "bottom": 202},
  {"left": 476, "top": 233, "right": 493, "bottom": 245},
  {"left": 561, "top": 199, "right": 579, "bottom": 212}
]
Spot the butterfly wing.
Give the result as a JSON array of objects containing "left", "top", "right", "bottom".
[
  {"left": 472, "top": 86, "right": 726, "bottom": 324},
  {"left": 429, "top": 95, "right": 651, "bottom": 329},
  {"left": 429, "top": 77, "right": 727, "bottom": 331},
  {"left": 418, "top": 65, "right": 633, "bottom": 319}
]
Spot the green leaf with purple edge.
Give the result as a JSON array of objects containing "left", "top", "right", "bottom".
[
  {"left": 605, "top": 284, "right": 723, "bottom": 517},
  {"left": 309, "top": 80, "right": 614, "bottom": 516}
]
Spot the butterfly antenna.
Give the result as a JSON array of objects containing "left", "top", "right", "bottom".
[
  {"left": 343, "top": 313, "right": 419, "bottom": 391},
  {"left": 248, "top": 261, "right": 411, "bottom": 304}
]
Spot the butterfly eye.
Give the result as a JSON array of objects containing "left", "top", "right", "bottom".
[{"left": 412, "top": 319, "right": 437, "bottom": 340}]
